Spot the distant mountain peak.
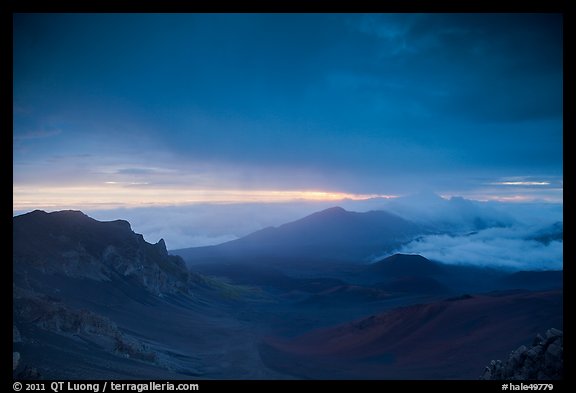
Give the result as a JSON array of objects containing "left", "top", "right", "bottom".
[
  {"left": 28, "top": 209, "right": 48, "bottom": 216},
  {"left": 381, "top": 253, "right": 432, "bottom": 264},
  {"left": 376, "top": 253, "right": 438, "bottom": 269},
  {"left": 315, "top": 206, "right": 347, "bottom": 215},
  {"left": 369, "top": 253, "right": 442, "bottom": 277},
  {"left": 404, "top": 190, "right": 446, "bottom": 203},
  {"left": 173, "top": 206, "right": 422, "bottom": 264}
]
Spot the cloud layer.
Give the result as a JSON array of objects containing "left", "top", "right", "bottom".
[
  {"left": 396, "top": 227, "right": 562, "bottom": 270},
  {"left": 370, "top": 193, "right": 563, "bottom": 270}
]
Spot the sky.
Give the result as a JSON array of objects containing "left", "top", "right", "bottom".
[{"left": 13, "top": 13, "right": 563, "bottom": 212}]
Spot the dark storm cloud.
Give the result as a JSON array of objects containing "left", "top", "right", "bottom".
[{"left": 348, "top": 13, "right": 562, "bottom": 123}]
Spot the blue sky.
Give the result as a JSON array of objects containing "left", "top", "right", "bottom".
[{"left": 13, "top": 13, "right": 563, "bottom": 210}]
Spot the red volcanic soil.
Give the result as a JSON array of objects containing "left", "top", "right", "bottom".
[{"left": 260, "top": 290, "right": 562, "bottom": 379}]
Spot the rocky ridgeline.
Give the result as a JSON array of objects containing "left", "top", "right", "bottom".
[
  {"left": 12, "top": 210, "right": 205, "bottom": 378},
  {"left": 13, "top": 210, "right": 200, "bottom": 295},
  {"left": 480, "top": 328, "right": 563, "bottom": 380}
]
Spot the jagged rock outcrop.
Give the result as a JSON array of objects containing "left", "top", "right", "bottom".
[
  {"left": 480, "top": 328, "right": 563, "bottom": 380},
  {"left": 12, "top": 210, "right": 204, "bottom": 376},
  {"left": 13, "top": 210, "right": 199, "bottom": 295}
]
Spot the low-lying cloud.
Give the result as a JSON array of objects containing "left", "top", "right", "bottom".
[
  {"left": 396, "top": 225, "right": 562, "bottom": 270},
  {"left": 371, "top": 194, "right": 563, "bottom": 270}
]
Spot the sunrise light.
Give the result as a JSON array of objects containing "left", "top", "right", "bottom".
[{"left": 12, "top": 184, "right": 397, "bottom": 211}]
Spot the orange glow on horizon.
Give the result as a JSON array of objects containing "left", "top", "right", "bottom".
[{"left": 12, "top": 184, "right": 398, "bottom": 211}]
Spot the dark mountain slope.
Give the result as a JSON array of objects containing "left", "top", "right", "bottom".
[
  {"left": 13, "top": 210, "right": 196, "bottom": 295},
  {"left": 368, "top": 253, "right": 444, "bottom": 277},
  {"left": 173, "top": 207, "right": 422, "bottom": 264},
  {"left": 363, "top": 254, "right": 450, "bottom": 295},
  {"left": 12, "top": 210, "right": 283, "bottom": 379},
  {"left": 498, "top": 270, "right": 563, "bottom": 291},
  {"left": 359, "top": 253, "right": 561, "bottom": 294}
]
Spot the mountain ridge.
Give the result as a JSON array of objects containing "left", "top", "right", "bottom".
[
  {"left": 13, "top": 209, "right": 195, "bottom": 295},
  {"left": 172, "top": 206, "right": 424, "bottom": 264}
]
